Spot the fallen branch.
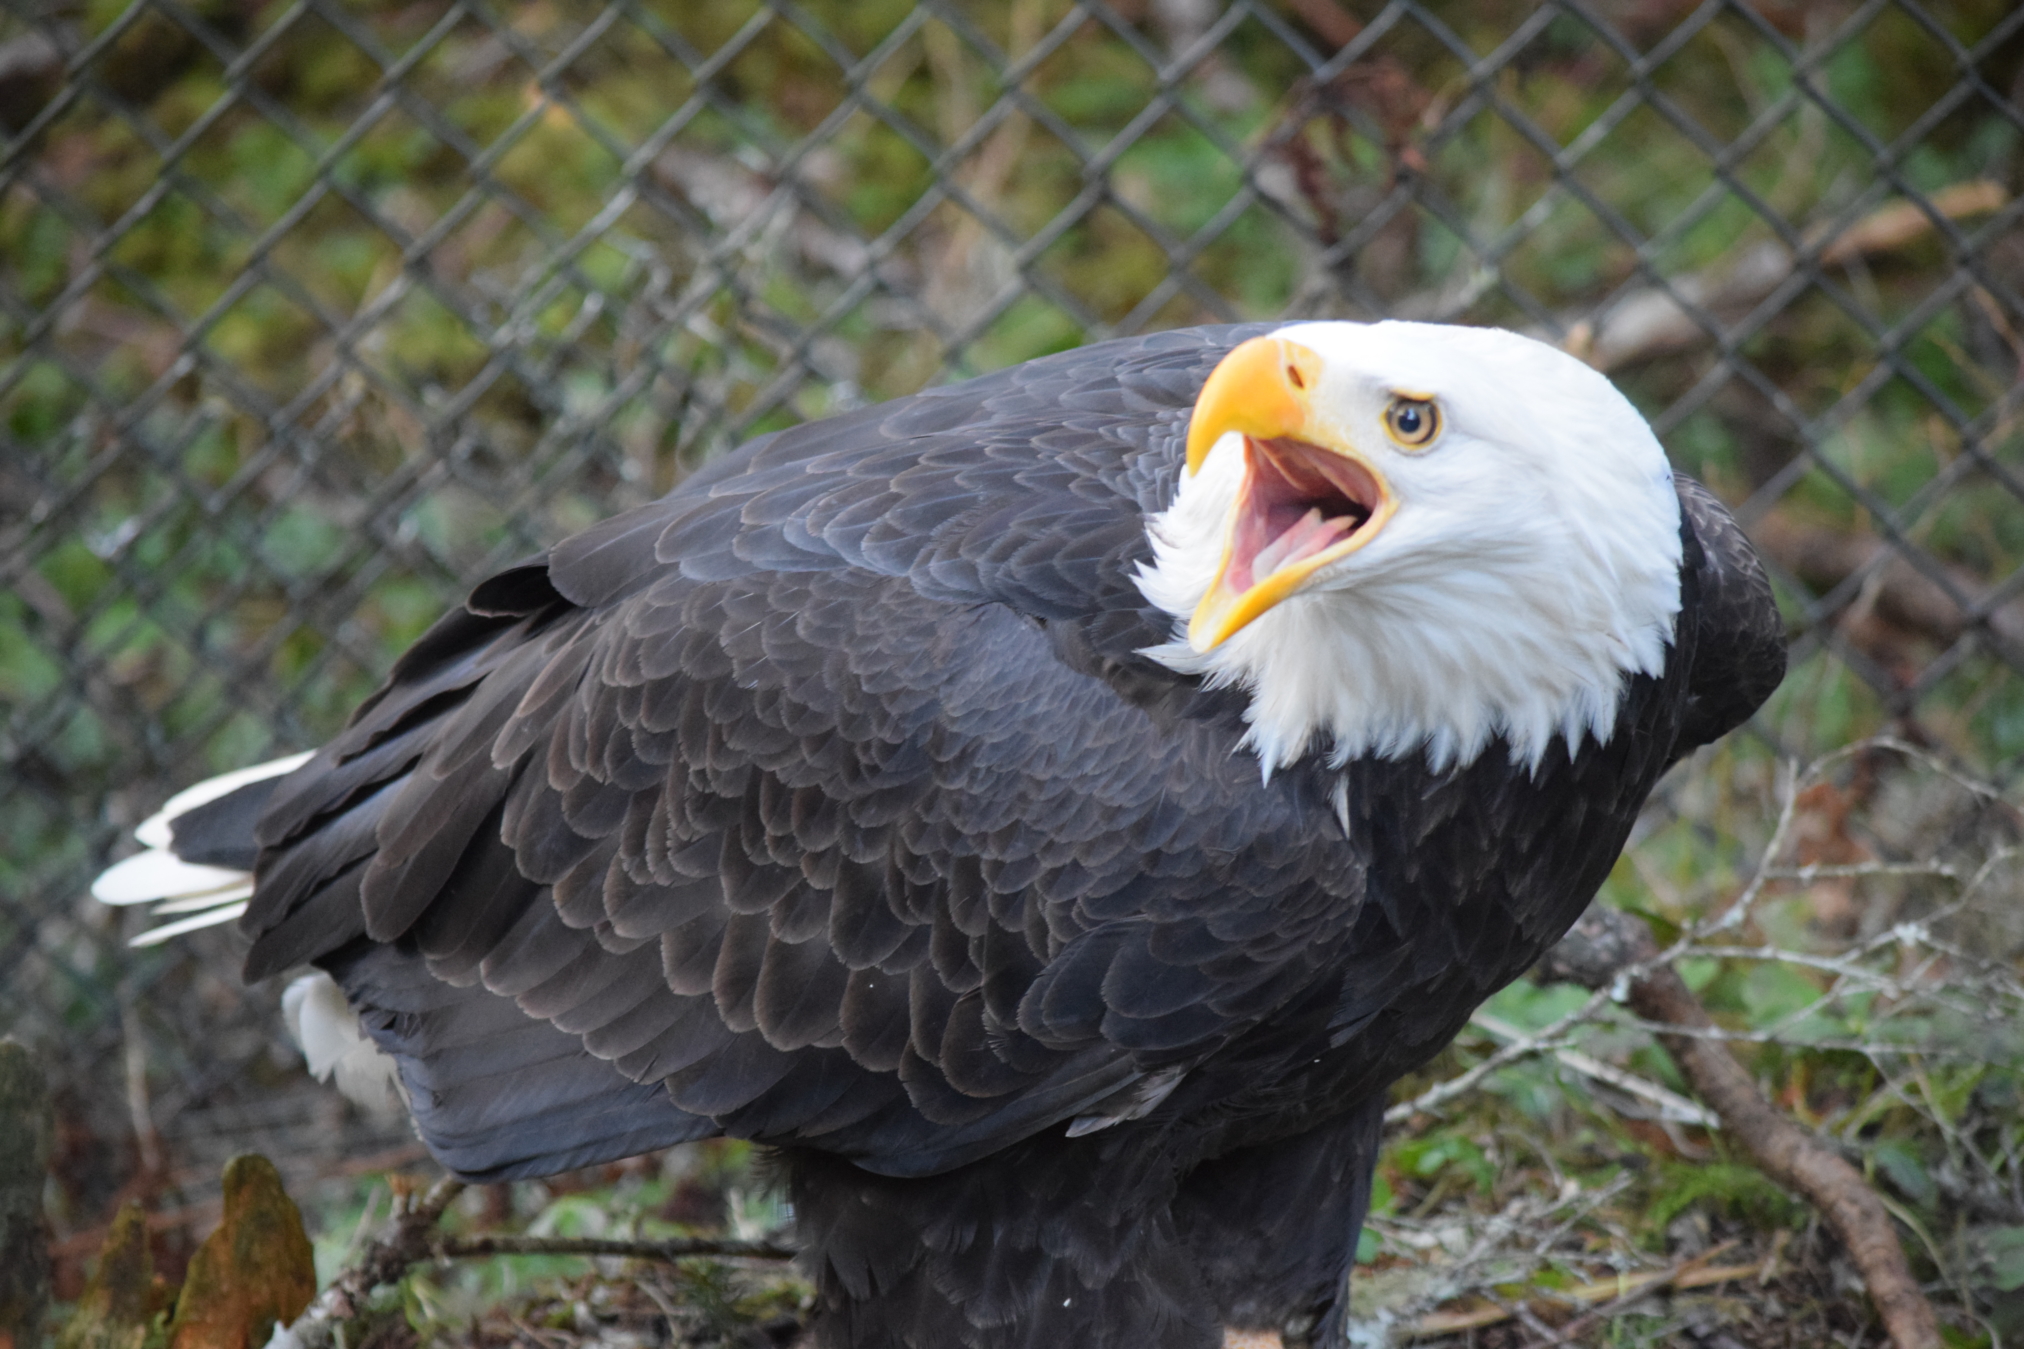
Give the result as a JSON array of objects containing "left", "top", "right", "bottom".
[
  {"left": 1750, "top": 511, "right": 2024, "bottom": 667},
  {"left": 1410, "top": 1253, "right": 1760, "bottom": 1339},
  {"left": 1558, "top": 179, "right": 2007, "bottom": 372},
  {"left": 274, "top": 1176, "right": 800, "bottom": 1349},
  {"left": 1536, "top": 906, "right": 1942, "bottom": 1349},
  {"left": 433, "top": 1233, "right": 794, "bottom": 1263},
  {"left": 1279, "top": 0, "right": 1363, "bottom": 49}
]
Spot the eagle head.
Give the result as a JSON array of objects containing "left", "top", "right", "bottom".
[{"left": 1137, "top": 320, "right": 1684, "bottom": 774}]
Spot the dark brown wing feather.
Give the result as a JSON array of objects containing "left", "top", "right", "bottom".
[
  {"left": 237, "top": 325, "right": 1404, "bottom": 1179},
  {"left": 1673, "top": 474, "right": 1787, "bottom": 753},
  {"left": 146, "top": 335, "right": 1791, "bottom": 1339},
  {"left": 231, "top": 330, "right": 1783, "bottom": 1190}
]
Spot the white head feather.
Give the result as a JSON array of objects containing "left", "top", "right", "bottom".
[{"left": 1136, "top": 320, "right": 1682, "bottom": 774}]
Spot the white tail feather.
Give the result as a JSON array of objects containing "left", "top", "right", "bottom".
[
  {"left": 129, "top": 901, "right": 250, "bottom": 946},
  {"left": 96, "top": 749, "right": 313, "bottom": 946},
  {"left": 133, "top": 751, "right": 314, "bottom": 848},
  {"left": 147, "top": 884, "right": 256, "bottom": 915},
  {"left": 94, "top": 758, "right": 404, "bottom": 1123},
  {"left": 92, "top": 850, "right": 249, "bottom": 905}
]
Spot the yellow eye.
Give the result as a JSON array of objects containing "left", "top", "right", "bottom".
[{"left": 1384, "top": 396, "right": 1440, "bottom": 449}]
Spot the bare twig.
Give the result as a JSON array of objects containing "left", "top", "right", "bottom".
[
  {"left": 1383, "top": 992, "right": 1602, "bottom": 1126},
  {"left": 118, "top": 1003, "right": 164, "bottom": 1183},
  {"left": 1538, "top": 906, "right": 1943, "bottom": 1349},
  {"left": 1468, "top": 1012, "right": 1718, "bottom": 1127},
  {"left": 274, "top": 1177, "right": 465, "bottom": 1349}
]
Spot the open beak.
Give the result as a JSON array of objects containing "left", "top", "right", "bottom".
[{"left": 1184, "top": 336, "right": 1396, "bottom": 651}]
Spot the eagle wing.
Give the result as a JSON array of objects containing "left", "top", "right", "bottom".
[
  {"left": 1674, "top": 475, "right": 1786, "bottom": 753},
  {"left": 234, "top": 325, "right": 1373, "bottom": 1180}
]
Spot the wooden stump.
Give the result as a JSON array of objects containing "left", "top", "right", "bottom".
[
  {"left": 53, "top": 1205, "right": 160, "bottom": 1349},
  {"left": 165, "top": 1156, "right": 316, "bottom": 1349},
  {"left": 0, "top": 1041, "right": 54, "bottom": 1349}
]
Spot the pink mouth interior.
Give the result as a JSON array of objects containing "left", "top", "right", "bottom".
[{"left": 1226, "top": 437, "right": 1382, "bottom": 593}]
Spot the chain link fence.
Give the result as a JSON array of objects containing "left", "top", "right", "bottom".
[{"left": 2, "top": 0, "right": 2021, "bottom": 1279}]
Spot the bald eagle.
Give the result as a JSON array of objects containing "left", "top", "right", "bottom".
[{"left": 95, "top": 322, "right": 1784, "bottom": 1348}]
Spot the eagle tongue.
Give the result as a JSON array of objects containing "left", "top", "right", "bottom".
[{"left": 1253, "top": 507, "right": 1356, "bottom": 580}]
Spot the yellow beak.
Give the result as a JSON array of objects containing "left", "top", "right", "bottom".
[
  {"left": 1185, "top": 336, "right": 1324, "bottom": 475},
  {"left": 1184, "top": 336, "right": 1395, "bottom": 652}
]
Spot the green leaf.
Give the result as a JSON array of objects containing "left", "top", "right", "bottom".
[
  {"left": 1870, "top": 1139, "right": 1937, "bottom": 1211},
  {"left": 1620, "top": 904, "right": 1680, "bottom": 946},
  {"left": 1983, "top": 1226, "right": 2024, "bottom": 1292},
  {"left": 1739, "top": 962, "right": 1823, "bottom": 1025}
]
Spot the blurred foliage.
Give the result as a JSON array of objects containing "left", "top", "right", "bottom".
[{"left": 4, "top": 0, "right": 2023, "bottom": 1343}]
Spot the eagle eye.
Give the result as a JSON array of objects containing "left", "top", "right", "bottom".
[{"left": 1384, "top": 396, "right": 1440, "bottom": 448}]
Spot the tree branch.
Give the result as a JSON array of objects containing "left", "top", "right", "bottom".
[
  {"left": 274, "top": 1177, "right": 466, "bottom": 1349},
  {"left": 272, "top": 1176, "right": 799, "bottom": 1349},
  {"left": 1537, "top": 906, "right": 1942, "bottom": 1349}
]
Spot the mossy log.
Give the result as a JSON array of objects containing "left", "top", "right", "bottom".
[{"left": 0, "top": 1041, "right": 54, "bottom": 1349}]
